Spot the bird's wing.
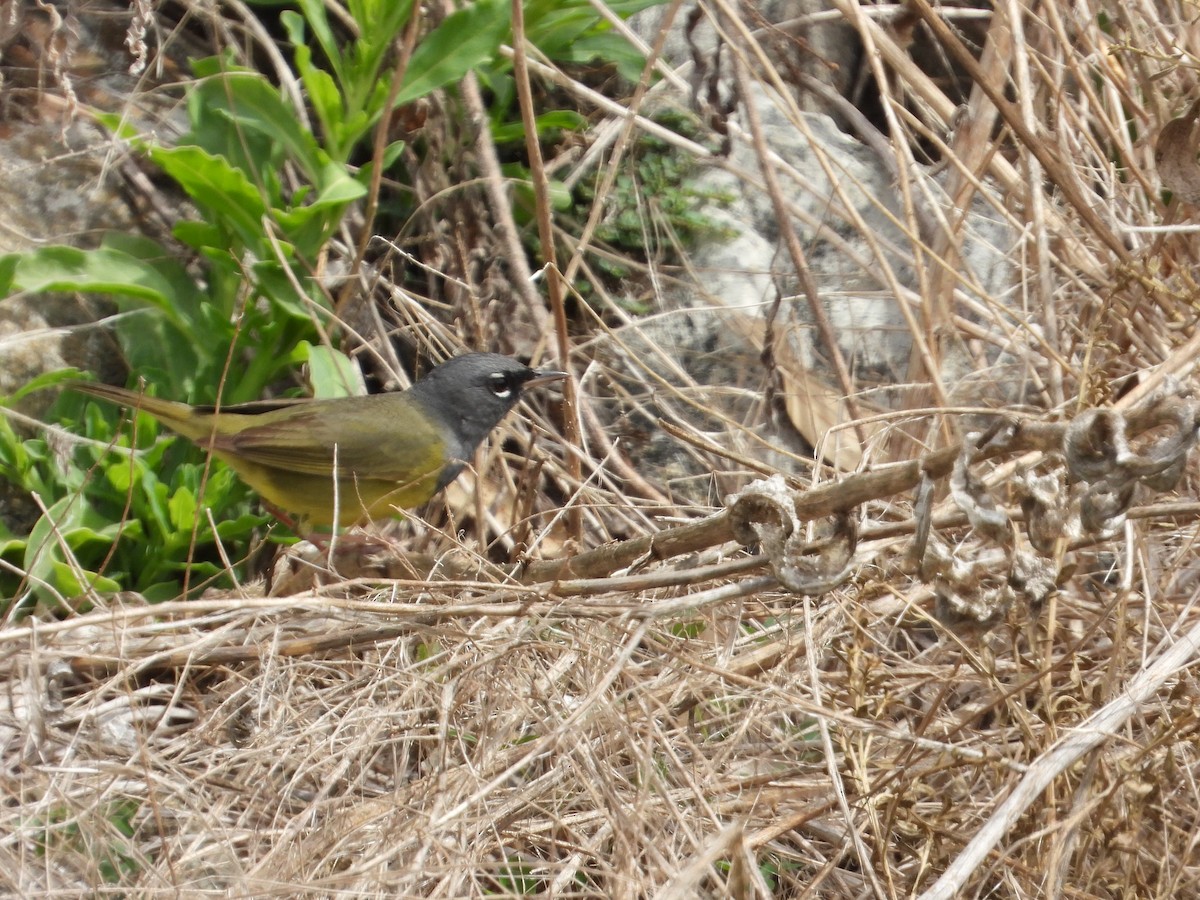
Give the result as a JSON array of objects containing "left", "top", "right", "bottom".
[{"left": 213, "top": 395, "right": 447, "bottom": 482}]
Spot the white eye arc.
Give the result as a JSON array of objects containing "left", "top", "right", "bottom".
[{"left": 488, "top": 373, "right": 514, "bottom": 399}]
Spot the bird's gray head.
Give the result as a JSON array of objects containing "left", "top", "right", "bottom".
[{"left": 409, "top": 353, "right": 565, "bottom": 479}]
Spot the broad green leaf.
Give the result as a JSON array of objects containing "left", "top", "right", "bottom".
[
  {"left": 216, "top": 511, "right": 271, "bottom": 541},
  {"left": 97, "top": 233, "right": 208, "bottom": 322},
  {"left": 91, "top": 110, "right": 140, "bottom": 141},
  {"left": 111, "top": 315, "right": 203, "bottom": 394},
  {"left": 185, "top": 62, "right": 286, "bottom": 187},
  {"left": 172, "top": 221, "right": 225, "bottom": 252},
  {"left": 50, "top": 561, "right": 122, "bottom": 597},
  {"left": 168, "top": 485, "right": 197, "bottom": 532},
  {"left": 396, "top": 0, "right": 511, "bottom": 106},
  {"left": 381, "top": 139, "right": 406, "bottom": 169},
  {"left": 354, "top": 141, "right": 407, "bottom": 187},
  {"left": 297, "top": 341, "right": 366, "bottom": 398},
  {"left": 196, "top": 72, "right": 326, "bottom": 182},
  {"left": 315, "top": 163, "right": 369, "bottom": 205},
  {"left": 24, "top": 495, "right": 104, "bottom": 606},
  {"left": 142, "top": 581, "right": 186, "bottom": 603},
  {"left": 3, "top": 247, "right": 190, "bottom": 326},
  {"left": 104, "top": 457, "right": 142, "bottom": 494},
  {"left": 547, "top": 179, "right": 574, "bottom": 210},
  {"left": 564, "top": 33, "right": 653, "bottom": 81},
  {"left": 269, "top": 164, "right": 366, "bottom": 256},
  {"left": 148, "top": 145, "right": 267, "bottom": 252},
  {"left": 251, "top": 261, "right": 314, "bottom": 321}
]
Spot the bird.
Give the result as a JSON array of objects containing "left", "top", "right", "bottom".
[{"left": 70, "top": 353, "right": 567, "bottom": 529}]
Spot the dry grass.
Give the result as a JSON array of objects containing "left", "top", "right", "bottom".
[{"left": 6, "top": 0, "right": 1200, "bottom": 897}]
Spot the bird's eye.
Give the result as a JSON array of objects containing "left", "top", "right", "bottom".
[{"left": 488, "top": 373, "right": 514, "bottom": 399}]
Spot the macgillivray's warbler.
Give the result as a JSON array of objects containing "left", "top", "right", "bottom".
[{"left": 70, "top": 353, "right": 567, "bottom": 530}]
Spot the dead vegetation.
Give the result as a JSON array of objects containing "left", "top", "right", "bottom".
[{"left": 5, "top": 0, "right": 1200, "bottom": 897}]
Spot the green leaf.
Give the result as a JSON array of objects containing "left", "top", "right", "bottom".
[
  {"left": 180, "top": 62, "right": 284, "bottom": 186},
  {"left": 172, "top": 221, "right": 226, "bottom": 252},
  {"left": 354, "top": 140, "right": 408, "bottom": 187},
  {"left": 396, "top": 0, "right": 511, "bottom": 106},
  {"left": 294, "top": 0, "right": 347, "bottom": 89},
  {"left": 111, "top": 315, "right": 203, "bottom": 395},
  {"left": 3, "top": 247, "right": 192, "bottom": 326},
  {"left": 142, "top": 581, "right": 185, "bottom": 603},
  {"left": 0, "top": 254, "right": 18, "bottom": 293},
  {"left": 168, "top": 485, "right": 197, "bottom": 532},
  {"left": 282, "top": 13, "right": 349, "bottom": 154},
  {"left": 566, "top": 33, "right": 653, "bottom": 82},
  {"left": 301, "top": 54, "right": 346, "bottom": 153},
  {"left": 343, "top": 1, "right": 417, "bottom": 109},
  {"left": 269, "top": 163, "right": 367, "bottom": 257},
  {"left": 0, "top": 512, "right": 26, "bottom": 559},
  {"left": 315, "top": 163, "right": 369, "bottom": 206},
  {"left": 215, "top": 511, "right": 271, "bottom": 541},
  {"left": 97, "top": 233, "right": 208, "bottom": 320},
  {"left": 23, "top": 495, "right": 113, "bottom": 607},
  {"left": 148, "top": 145, "right": 268, "bottom": 252},
  {"left": 91, "top": 110, "right": 140, "bottom": 141},
  {"left": 336, "top": 108, "right": 372, "bottom": 152},
  {"left": 250, "top": 261, "right": 314, "bottom": 321},
  {"left": 196, "top": 71, "right": 327, "bottom": 183},
  {"left": 491, "top": 109, "right": 587, "bottom": 144},
  {"left": 104, "top": 457, "right": 139, "bottom": 494},
  {"left": 2, "top": 368, "right": 82, "bottom": 405},
  {"left": 382, "top": 140, "right": 406, "bottom": 168},
  {"left": 549, "top": 179, "right": 574, "bottom": 211},
  {"left": 297, "top": 342, "right": 366, "bottom": 398},
  {"left": 50, "top": 561, "right": 122, "bottom": 598}
]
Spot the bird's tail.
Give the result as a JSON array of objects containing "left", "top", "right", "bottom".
[{"left": 68, "top": 381, "right": 208, "bottom": 441}]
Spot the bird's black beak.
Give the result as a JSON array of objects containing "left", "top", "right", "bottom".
[{"left": 524, "top": 368, "right": 569, "bottom": 389}]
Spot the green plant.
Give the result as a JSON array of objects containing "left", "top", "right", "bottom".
[
  {"left": 575, "top": 115, "right": 736, "bottom": 277},
  {"left": 0, "top": 0, "right": 664, "bottom": 606},
  {"left": 494, "top": 857, "right": 542, "bottom": 894},
  {"left": 34, "top": 800, "right": 143, "bottom": 886},
  {"left": 0, "top": 372, "right": 264, "bottom": 609},
  {"left": 480, "top": 0, "right": 664, "bottom": 141}
]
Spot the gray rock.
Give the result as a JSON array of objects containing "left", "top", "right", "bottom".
[
  {"left": 599, "top": 14, "right": 1020, "bottom": 498},
  {"left": 0, "top": 5, "right": 190, "bottom": 406}
]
